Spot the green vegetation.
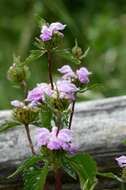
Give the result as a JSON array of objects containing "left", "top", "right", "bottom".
[{"left": 0, "top": 0, "right": 126, "bottom": 109}]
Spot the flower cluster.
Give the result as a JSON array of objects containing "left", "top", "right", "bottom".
[
  {"left": 37, "top": 127, "right": 77, "bottom": 154},
  {"left": 58, "top": 65, "right": 91, "bottom": 84},
  {"left": 40, "top": 22, "right": 66, "bottom": 42}
]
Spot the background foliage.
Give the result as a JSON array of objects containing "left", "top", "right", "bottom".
[{"left": 0, "top": 0, "right": 126, "bottom": 109}]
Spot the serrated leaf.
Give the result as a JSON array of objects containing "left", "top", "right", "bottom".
[
  {"left": 0, "top": 121, "right": 20, "bottom": 133},
  {"left": 97, "top": 172, "right": 123, "bottom": 182},
  {"left": 56, "top": 49, "right": 81, "bottom": 65},
  {"left": 23, "top": 163, "right": 48, "bottom": 190},
  {"left": 8, "top": 155, "right": 44, "bottom": 179},
  {"left": 68, "top": 153, "right": 97, "bottom": 190},
  {"left": 62, "top": 157, "right": 77, "bottom": 180},
  {"left": 24, "top": 50, "right": 46, "bottom": 65}
]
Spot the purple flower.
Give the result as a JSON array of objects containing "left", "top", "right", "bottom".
[
  {"left": 115, "top": 155, "right": 126, "bottom": 167},
  {"left": 37, "top": 128, "right": 50, "bottom": 147},
  {"left": 58, "top": 65, "right": 75, "bottom": 79},
  {"left": 11, "top": 100, "right": 24, "bottom": 108},
  {"left": 40, "top": 25, "right": 52, "bottom": 41},
  {"left": 36, "top": 126, "right": 77, "bottom": 153},
  {"left": 40, "top": 22, "right": 66, "bottom": 42},
  {"left": 56, "top": 80, "right": 78, "bottom": 101},
  {"left": 27, "top": 83, "right": 53, "bottom": 103},
  {"left": 76, "top": 67, "right": 91, "bottom": 84},
  {"left": 58, "top": 65, "right": 91, "bottom": 84}
]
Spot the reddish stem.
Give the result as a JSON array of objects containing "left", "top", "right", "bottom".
[
  {"left": 47, "top": 49, "right": 54, "bottom": 89},
  {"left": 24, "top": 124, "right": 36, "bottom": 155},
  {"left": 55, "top": 169, "right": 62, "bottom": 190},
  {"left": 69, "top": 99, "right": 76, "bottom": 129},
  {"left": 44, "top": 181, "right": 50, "bottom": 190}
]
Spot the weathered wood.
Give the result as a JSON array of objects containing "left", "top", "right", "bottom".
[{"left": 0, "top": 96, "right": 126, "bottom": 188}]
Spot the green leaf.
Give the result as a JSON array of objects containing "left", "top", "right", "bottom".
[
  {"left": 35, "top": 16, "right": 46, "bottom": 28},
  {"left": 56, "top": 49, "right": 81, "bottom": 65},
  {"left": 0, "top": 121, "right": 20, "bottom": 133},
  {"left": 97, "top": 172, "right": 123, "bottom": 182},
  {"left": 24, "top": 50, "right": 46, "bottom": 65},
  {"left": 80, "top": 47, "right": 90, "bottom": 60},
  {"left": 68, "top": 153, "right": 97, "bottom": 190},
  {"left": 62, "top": 157, "right": 77, "bottom": 180},
  {"left": 8, "top": 155, "right": 44, "bottom": 178},
  {"left": 39, "top": 107, "right": 52, "bottom": 129},
  {"left": 23, "top": 163, "right": 48, "bottom": 190}
]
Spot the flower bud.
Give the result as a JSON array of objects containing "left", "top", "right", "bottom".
[
  {"left": 7, "top": 64, "right": 30, "bottom": 83},
  {"left": 72, "top": 40, "right": 83, "bottom": 59},
  {"left": 13, "top": 107, "right": 38, "bottom": 125}
]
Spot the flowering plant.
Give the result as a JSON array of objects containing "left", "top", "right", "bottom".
[{"left": 0, "top": 19, "right": 124, "bottom": 190}]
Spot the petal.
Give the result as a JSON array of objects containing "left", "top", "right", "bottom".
[{"left": 49, "top": 22, "right": 66, "bottom": 32}]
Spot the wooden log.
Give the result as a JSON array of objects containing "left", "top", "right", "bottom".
[{"left": 0, "top": 96, "right": 126, "bottom": 189}]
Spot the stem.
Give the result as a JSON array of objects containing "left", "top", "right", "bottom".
[
  {"left": 121, "top": 183, "right": 125, "bottom": 190},
  {"left": 44, "top": 181, "right": 50, "bottom": 190},
  {"left": 69, "top": 99, "right": 76, "bottom": 129},
  {"left": 24, "top": 124, "right": 36, "bottom": 155},
  {"left": 55, "top": 169, "right": 62, "bottom": 190},
  {"left": 21, "top": 80, "right": 28, "bottom": 98},
  {"left": 56, "top": 112, "right": 61, "bottom": 136},
  {"left": 47, "top": 49, "right": 54, "bottom": 89}
]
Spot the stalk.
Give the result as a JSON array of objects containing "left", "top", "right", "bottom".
[
  {"left": 69, "top": 98, "right": 76, "bottom": 129},
  {"left": 47, "top": 49, "right": 54, "bottom": 89},
  {"left": 56, "top": 112, "right": 61, "bottom": 136},
  {"left": 24, "top": 124, "right": 36, "bottom": 155},
  {"left": 55, "top": 169, "right": 62, "bottom": 190}
]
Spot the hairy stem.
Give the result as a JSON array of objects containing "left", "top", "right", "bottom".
[
  {"left": 55, "top": 169, "right": 62, "bottom": 190},
  {"left": 47, "top": 49, "right": 54, "bottom": 89},
  {"left": 24, "top": 124, "right": 36, "bottom": 155},
  {"left": 21, "top": 80, "right": 28, "bottom": 98},
  {"left": 69, "top": 99, "right": 76, "bottom": 129}
]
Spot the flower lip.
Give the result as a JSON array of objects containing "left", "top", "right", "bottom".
[
  {"left": 11, "top": 100, "right": 24, "bottom": 108},
  {"left": 115, "top": 155, "right": 126, "bottom": 167},
  {"left": 26, "top": 83, "right": 53, "bottom": 103}
]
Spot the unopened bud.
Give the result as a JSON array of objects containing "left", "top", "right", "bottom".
[{"left": 72, "top": 40, "right": 83, "bottom": 58}]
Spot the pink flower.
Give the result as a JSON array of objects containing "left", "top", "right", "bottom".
[
  {"left": 36, "top": 126, "right": 77, "bottom": 153},
  {"left": 115, "top": 155, "right": 126, "bottom": 167},
  {"left": 76, "top": 67, "right": 91, "bottom": 84},
  {"left": 37, "top": 128, "right": 50, "bottom": 147},
  {"left": 58, "top": 65, "right": 91, "bottom": 84},
  {"left": 56, "top": 80, "right": 78, "bottom": 101},
  {"left": 58, "top": 65, "right": 75, "bottom": 79},
  {"left": 40, "top": 22, "right": 66, "bottom": 41},
  {"left": 27, "top": 83, "right": 53, "bottom": 103}
]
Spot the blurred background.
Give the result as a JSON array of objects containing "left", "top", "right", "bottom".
[{"left": 0, "top": 0, "right": 126, "bottom": 109}]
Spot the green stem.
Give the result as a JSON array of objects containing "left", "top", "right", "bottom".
[
  {"left": 56, "top": 112, "right": 61, "bottom": 136},
  {"left": 21, "top": 80, "right": 28, "bottom": 98}
]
